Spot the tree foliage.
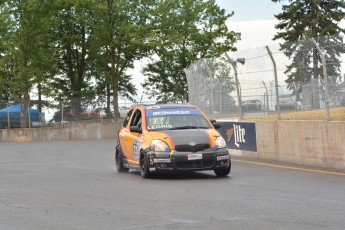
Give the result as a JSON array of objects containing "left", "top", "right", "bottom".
[
  {"left": 0, "top": 0, "right": 53, "bottom": 126},
  {"left": 272, "top": 0, "right": 345, "bottom": 107},
  {"left": 47, "top": 0, "right": 99, "bottom": 117},
  {"left": 92, "top": 0, "right": 154, "bottom": 117},
  {"left": 0, "top": 0, "right": 240, "bottom": 123},
  {"left": 142, "top": 0, "right": 240, "bottom": 103}
]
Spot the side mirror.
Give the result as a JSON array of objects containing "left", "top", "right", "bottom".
[
  {"left": 210, "top": 119, "right": 216, "bottom": 124},
  {"left": 130, "top": 126, "right": 141, "bottom": 133},
  {"left": 213, "top": 122, "right": 221, "bottom": 129}
]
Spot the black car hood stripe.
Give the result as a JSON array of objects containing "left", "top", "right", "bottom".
[{"left": 162, "top": 129, "right": 210, "bottom": 146}]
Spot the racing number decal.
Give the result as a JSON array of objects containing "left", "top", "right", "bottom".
[{"left": 133, "top": 138, "right": 141, "bottom": 160}]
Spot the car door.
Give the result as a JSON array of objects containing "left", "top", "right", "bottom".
[
  {"left": 124, "top": 108, "right": 143, "bottom": 165},
  {"left": 119, "top": 109, "right": 134, "bottom": 161}
]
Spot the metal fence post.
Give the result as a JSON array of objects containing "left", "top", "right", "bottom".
[
  {"left": 310, "top": 38, "right": 330, "bottom": 121},
  {"left": 262, "top": 81, "right": 269, "bottom": 113},
  {"left": 61, "top": 103, "right": 64, "bottom": 122},
  {"left": 225, "top": 53, "right": 244, "bottom": 120},
  {"left": 7, "top": 102, "right": 10, "bottom": 129},
  {"left": 28, "top": 101, "right": 31, "bottom": 128},
  {"left": 266, "top": 46, "right": 281, "bottom": 120},
  {"left": 204, "top": 61, "right": 223, "bottom": 117}
]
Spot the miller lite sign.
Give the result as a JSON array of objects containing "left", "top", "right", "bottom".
[{"left": 218, "top": 122, "right": 257, "bottom": 152}]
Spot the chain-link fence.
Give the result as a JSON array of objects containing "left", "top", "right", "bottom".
[
  {"left": 0, "top": 98, "right": 147, "bottom": 129},
  {"left": 2, "top": 36, "right": 344, "bottom": 129},
  {"left": 185, "top": 36, "right": 345, "bottom": 120}
]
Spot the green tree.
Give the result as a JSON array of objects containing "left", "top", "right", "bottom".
[
  {"left": 0, "top": 4, "right": 12, "bottom": 103},
  {"left": 90, "top": 55, "right": 137, "bottom": 118},
  {"left": 272, "top": 0, "right": 345, "bottom": 108},
  {"left": 47, "top": 0, "right": 98, "bottom": 119},
  {"left": 0, "top": 0, "right": 52, "bottom": 127},
  {"left": 92, "top": 0, "right": 154, "bottom": 117},
  {"left": 142, "top": 0, "right": 239, "bottom": 103}
]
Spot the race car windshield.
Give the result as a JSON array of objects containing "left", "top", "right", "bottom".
[{"left": 146, "top": 108, "right": 211, "bottom": 131}]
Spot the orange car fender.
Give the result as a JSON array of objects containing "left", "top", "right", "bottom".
[{"left": 206, "top": 129, "right": 221, "bottom": 148}]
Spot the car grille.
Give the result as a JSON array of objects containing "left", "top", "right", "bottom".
[
  {"left": 175, "top": 144, "right": 210, "bottom": 153},
  {"left": 176, "top": 160, "right": 213, "bottom": 169}
]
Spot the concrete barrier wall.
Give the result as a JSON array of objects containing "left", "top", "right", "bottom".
[
  {"left": 1, "top": 119, "right": 344, "bottom": 170},
  {"left": 325, "top": 122, "right": 345, "bottom": 169},
  {"left": 230, "top": 120, "right": 345, "bottom": 170},
  {"left": 0, "top": 121, "right": 121, "bottom": 142}
]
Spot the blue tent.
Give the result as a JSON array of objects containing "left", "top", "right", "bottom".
[{"left": 0, "top": 104, "right": 42, "bottom": 128}]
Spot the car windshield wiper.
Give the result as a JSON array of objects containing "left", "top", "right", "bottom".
[{"left": 168, "top": 126, "right": 209, "bottom": 130}]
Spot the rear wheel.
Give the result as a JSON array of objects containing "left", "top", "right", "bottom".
[
  {"left": 115, "top": 146, "right": 129, "bottom": 173},
  {"left": 140, "top": 154, "right": 151, "bottom": 178},
  {"left": 214, "top": 160, "right": 231, "bottom": 177}
]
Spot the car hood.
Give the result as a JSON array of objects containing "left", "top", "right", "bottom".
[{"left": 147, "top": 129, "right": 220, "bottom": 148}]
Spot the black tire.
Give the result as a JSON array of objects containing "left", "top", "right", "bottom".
[
  {"left": 214, "top": 160, "right": 231, "bottom": 177},
  {"left": 115, "top": 146, "right": 129, "bottom": 173},
  {"left": 139, "top": 154, "right": 151, "bottom": 178}
]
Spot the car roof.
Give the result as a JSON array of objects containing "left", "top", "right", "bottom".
[{"left": 141, "top": 103, "right": 196, "bottom": 111}]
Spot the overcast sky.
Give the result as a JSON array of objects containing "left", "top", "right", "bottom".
[
  {"left": 216, "top": 0, "right": 283, "bottom": 21},
  {"left": 128, "top": 1, "right": 285, "bottom": 103},
  {"left": 216, "top": 0, "right": 284, "bottom": 50}
]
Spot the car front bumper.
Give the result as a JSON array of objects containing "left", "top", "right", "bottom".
[{"left": 147, "top": 149, "right": 230, "bottom": 172}]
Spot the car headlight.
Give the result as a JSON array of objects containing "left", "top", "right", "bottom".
[
  {"left": 151, "top": 140, "right": 170, "bottom": 152},
  {"left": 215, "top": 136, "right": 226, "bottom": 149}
]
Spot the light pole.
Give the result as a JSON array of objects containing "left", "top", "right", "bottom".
[{"left": 225, "top": 53, "right": 245, "bottom": 120}]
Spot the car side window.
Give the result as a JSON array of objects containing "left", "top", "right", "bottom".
[
  {"left": 123, "top": 109, "right": 134, "bottom": 127},
  {"left": 130, "top": 109, "right": 142, "bottom": 129}
]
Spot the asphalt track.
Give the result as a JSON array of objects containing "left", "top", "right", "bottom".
[{"left": 1, "top": 140, "right": 345, "bottom": 230}]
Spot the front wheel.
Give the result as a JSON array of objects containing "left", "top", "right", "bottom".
[
  {"left": 214, "top": 161, "right": 231, "bottom": 177},
  {"left": 140, "top": 154, "right": 151, "bottom": 178},
  {"left": 115, "top": 147, "right": 129, "bottom": 173}
]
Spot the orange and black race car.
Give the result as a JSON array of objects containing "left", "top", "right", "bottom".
[{"left": 115, "top": 104, "right": 231, "bottom": 178}]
